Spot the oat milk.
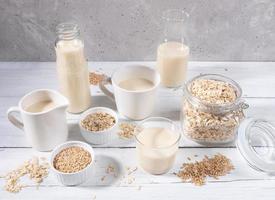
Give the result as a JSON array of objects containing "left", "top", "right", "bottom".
[
  {"left": 118, "top": 78, "right": 154, "bottom": 91},
  {"left": 136, "top": 127, "right": 179, "bottom": 174},
  {"left": 55, "top": 39, "right": 91, "bottom": 113},
  {"left": 157, "top": 41, "right": 189, "bottom": 87},
  {"left": 25, "top": 100, "right": 56, "bottom": 113}
]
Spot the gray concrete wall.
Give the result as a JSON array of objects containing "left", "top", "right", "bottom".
[{"left": 0, "top": 0, "right": 274, "bottom": 61}]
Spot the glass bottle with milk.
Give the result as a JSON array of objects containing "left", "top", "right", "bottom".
[
  {"left": 55, "top": 22, "right": 91, "bottom": 113},
  {"left": 156, "top": 9, "right": 190, "bottom": 88}
]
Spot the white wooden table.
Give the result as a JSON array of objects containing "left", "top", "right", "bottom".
[{"left": 1, "top": 62, "right": 275, "bottom": 200}]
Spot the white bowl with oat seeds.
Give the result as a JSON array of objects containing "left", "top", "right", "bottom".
[
  {"left": 50, "top": 141, "right": 95, "bottom": 186},
  {"left": 79, "top": 107, "right": 119, "bottom": 144}
]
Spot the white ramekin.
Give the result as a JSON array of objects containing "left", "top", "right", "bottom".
[
  {"left": 50, "top": 141, "right": 95, "bottom": 186},
  {"left": 79, "top": 107, "right": 118, "bottom": 145}
]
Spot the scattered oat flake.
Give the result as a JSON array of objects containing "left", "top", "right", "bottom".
[
  {"left": 176, "top": 154, "right": 234, "bottom": 186},
  {"left": 187, "top": 157, "right": 191, "bottom": 161},
  {"left": 118, "top": 122, "right": 136, "bottom": 139},
  {"left": 128, "top": 167, "right": 138, "bottom": 175},
  {"left": 127, "top": 176, "right": 135, "bottom": 184},
  {"left": 106, "top": 164, "right": 115, "bottom": 174},
  {"left": 2, "top": 157, "right": 49, "bottom": 193},
  {"left": 194, "top": 155, "right": 198, "bottom": 157},
  {"left": 105, "top": 164, "right": 118, "bottom": 177},
  {"left": 101, "top": 176, "right": 106, "bottom": 181},
  {"left": 117, "top": 166, "right": 138, "bottom": 186}
]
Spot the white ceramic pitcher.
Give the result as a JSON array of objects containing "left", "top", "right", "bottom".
[{"left": 7, "top": 89, "right": 69, "bottom": 151}]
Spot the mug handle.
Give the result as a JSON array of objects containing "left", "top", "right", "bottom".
[
  {"left": 99, "top": 77, "right": 115, "bottom": 101},
  {"left": 7, "top": 106, "right": 24, "bottom": 130}
]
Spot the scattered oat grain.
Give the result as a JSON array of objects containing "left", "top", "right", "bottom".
[
  {"left": 127, "top": 176, "right": 135, "bottom": 184},
  {"left": 89, "top": 72, "right": 105, "bottom": 85},
  {"left": 106, "top": 164, "right": 115, "bottom": 174},
  {"left": 101, "top": 176, "right": 106, "bottom": 181}
]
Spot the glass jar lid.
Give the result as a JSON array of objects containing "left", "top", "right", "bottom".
[{"left": 237, "top": 118, "right": 275, "bottom": 173}]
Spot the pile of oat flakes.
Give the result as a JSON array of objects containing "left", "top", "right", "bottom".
[
  {"left": 118, "top": 122, "right": 136, "bottom": 139},
  {"left": 81, "top": 112, "right": 116, "bottom": 132},
  {"left": 0, "top": 157, "right": 49, "bottom": 193}
]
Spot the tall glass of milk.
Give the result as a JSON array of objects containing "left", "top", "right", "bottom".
[
  {"left": 156, "top": 9, "right": 190, "bottom": 88},
  {"left": 55, "top": 22, "right": 91, "bottom": 113},
  {"left": 135, "top": 117, "right": 181, "bottom": 175}
]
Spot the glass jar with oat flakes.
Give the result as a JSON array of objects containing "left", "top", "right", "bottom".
[{"left": 181, "top": 74, "right": 249, "bottom": 145}]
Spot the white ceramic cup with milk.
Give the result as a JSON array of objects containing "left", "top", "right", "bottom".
[
  {"left": 99, "top": 66, "right": 160, "bottom": 120},
  {"left": 7, "top": 89, "right": 69, "bottom": 151}
]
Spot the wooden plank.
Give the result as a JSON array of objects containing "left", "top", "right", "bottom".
[
  {"left": 0, "top": 148, "right": 274, "bottom": 199},
  {"left": 0, "top": 62, "right": 275, "bottom": 98},
  {"left": 1, "top": 97, "right": 274, "bottom": 148},
  {"left": 1, "top": 181, "right": 275, "bottom": 200}
]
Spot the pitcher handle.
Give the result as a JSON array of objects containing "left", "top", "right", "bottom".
[
  {"left": 99, "top": 77, "right": 115, "bottom": 102},
  {"left": 7, "top": 106, "right": 24, "bottom": 130}
]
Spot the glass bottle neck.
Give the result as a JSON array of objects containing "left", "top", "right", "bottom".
[
  {"left": 162, "top": 9, "right": 188, "bottom": 44},
  {"left": 56, "top": 22, "right": 80, "bottom": 41},
  {"left": 163, "top": 20, "right": 185, "bottom": 43}
]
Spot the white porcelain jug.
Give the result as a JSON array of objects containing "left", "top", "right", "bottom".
[{"left": 7, "top": 89, "right": 69, "bottom": 151}]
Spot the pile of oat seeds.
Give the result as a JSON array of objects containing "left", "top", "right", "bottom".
[
  {"left": 175, "top": 154, "right": 234, "bottom": 186},
  {"left": 53, "top": 146, "right": 92, "bottom": 173}
]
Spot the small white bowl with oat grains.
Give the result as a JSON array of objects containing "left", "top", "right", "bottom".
[
  {"left": 79, "top": 107, "right": 118, "bottom": 144},
  {"left": 50, "top": 141, "right": 95, "bottom": 186}
]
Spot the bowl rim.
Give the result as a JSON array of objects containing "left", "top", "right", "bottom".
[
  {"left": 50, "top": 141, "right": 95, "bottom": 175},
  {"left": 78, "top": 107, "right": 119, "bottom": 134}
]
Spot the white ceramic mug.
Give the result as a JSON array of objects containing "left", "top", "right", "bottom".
[
  {"left": 99, "top": 65, "right": 160, "bottom": 120},
  {"left": 7, "top": 89, "right": 69, "bottom": 151}
]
